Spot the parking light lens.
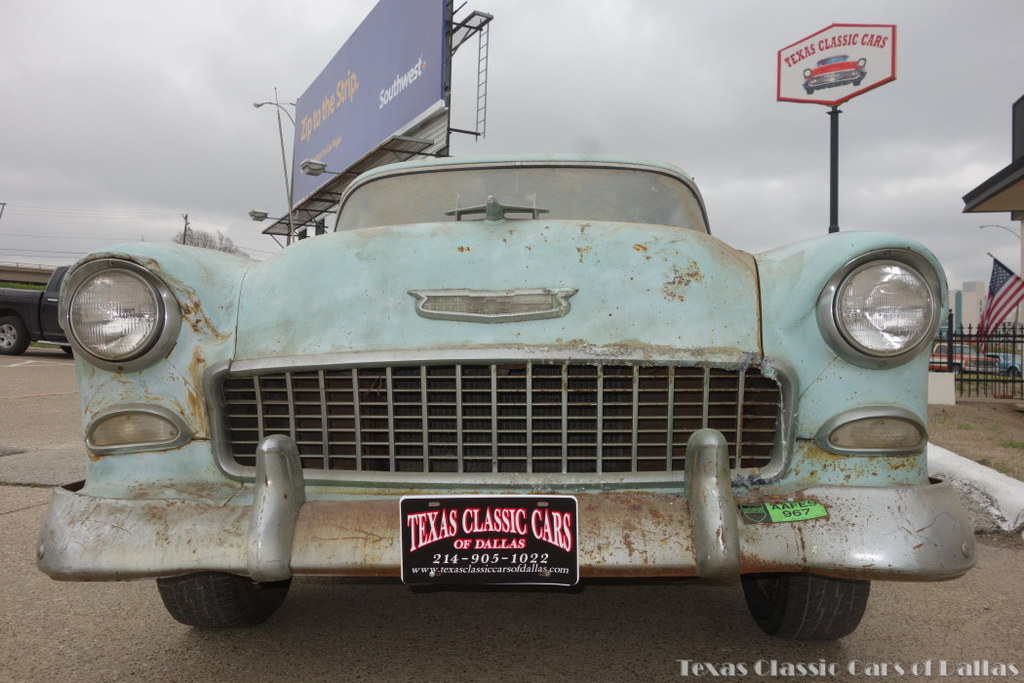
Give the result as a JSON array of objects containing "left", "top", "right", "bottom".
[
  {"left": 828, "top": 416, "right": 925, "bottom": 451},
  {"left": 86, "top": 406, "right": 192, "bottom": 454},
  {"left": 89, "top": 412, "right": 180, "bottom": 448}
]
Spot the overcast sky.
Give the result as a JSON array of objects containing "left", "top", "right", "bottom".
[{"left": 3, "top": 0, "right": 1022, "bottom": 289}]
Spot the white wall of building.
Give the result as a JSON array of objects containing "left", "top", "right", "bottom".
[{"left": 955, "top": 281, "right": 987, "bottom": 329}]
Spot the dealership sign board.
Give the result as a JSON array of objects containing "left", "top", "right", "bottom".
[
  {"left": 291, "top": 0, "right": 447, "bottom": 203},
  {"left": 777, "top": 24, "right": 896, "bottom": 106}
]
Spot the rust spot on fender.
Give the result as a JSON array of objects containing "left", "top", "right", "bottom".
[
  {"left": 456, "top": 245, "right": 472, "bottom": 253},
  {"left": 662, "top": 261, "right": 703, "bottom": 302},
  {"left": 182, "top": 346, "right": 209, "bottom": 436},
  {"left": 178, "top": 295, "right": 229, "bottom": 342}
]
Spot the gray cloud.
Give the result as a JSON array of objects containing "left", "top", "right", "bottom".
[{"left": 2, "top": 0, "right": 1021, "bottom": 288}]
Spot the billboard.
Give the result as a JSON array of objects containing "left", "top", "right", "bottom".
[
  {"left": 777, "top": 24, "right": 896, "bottom": 107},
  {"left": 291, "top": 0, "right": 448, "bottom": 203}
]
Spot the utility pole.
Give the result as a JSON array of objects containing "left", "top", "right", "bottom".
[{"left": 182, "top": 213, "right": 191, "bottom": 246}]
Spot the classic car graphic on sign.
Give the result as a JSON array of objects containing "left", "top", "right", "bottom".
[
  {"left": 803, "top": 55, "right": 867, "bottom": 94},
  {"left": 36, "top": 155, "right": 974, "bottom": 640}
]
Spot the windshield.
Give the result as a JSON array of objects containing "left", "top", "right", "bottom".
[{"left": 336, "top": 165, "right": 709, "bottom": 233}]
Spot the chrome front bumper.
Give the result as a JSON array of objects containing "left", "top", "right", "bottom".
[{"left": 37, "top": 431, "right": 976, "bottom": 582}]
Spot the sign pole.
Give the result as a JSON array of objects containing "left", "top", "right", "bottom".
[{"left": 828, "top": 106, "right": 841, "bottom": 233}]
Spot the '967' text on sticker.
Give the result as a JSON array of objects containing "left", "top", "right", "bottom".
[{"left": 738, "top": 500, "right": 828, "bottom": 524}]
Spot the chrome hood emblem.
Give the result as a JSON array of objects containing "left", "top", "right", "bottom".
[{"left": 408, "top": 288, "right": 577, "bottom": 323}]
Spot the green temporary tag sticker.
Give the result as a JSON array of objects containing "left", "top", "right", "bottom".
[{"left": 738, "top": 500, "right": 828, "bottom": 524}]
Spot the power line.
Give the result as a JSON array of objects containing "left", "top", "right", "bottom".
[
  {"left": 0, "top": 232, "right": 147, "bottom": 241},
  {"left": 2, "top": 203, "right": 180, "bottom": 221},
  {"left": 0, "top": 203, "right": 282, "bottom": 258},
  {"left": 0, "top": 247, "right": 92, "bottom": 256}
]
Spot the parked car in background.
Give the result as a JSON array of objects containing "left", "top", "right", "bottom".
[
  {"left": 928, "top": 342, "right": 1000, "bottom": 374},
  {"left": 986, "top": 351, "right": 1023, "bottom": 377},
  {"left": 37, "top": 155, "right": 975, "bottom": 640},
  {"left": 0, "top": 267, "right": 69, "bottom": 355}
]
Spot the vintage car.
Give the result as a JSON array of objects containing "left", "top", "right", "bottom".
[
  {"left": 928, "top": 342, "right": 1000, "bottom": 375},
  {"left": 803, "top": 55, "right": 867, "bottom": 94},
  {"left": 37, "top": 155, "right": 975, "bottom": 640},
  {"left": 987, "top": 351, "right": 1023, "bottom": 377}
]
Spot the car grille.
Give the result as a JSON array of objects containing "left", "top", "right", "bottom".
[
  {"left": 221, "top": 362, "right": 781, "bottom": 475},
  {"left": 813, "top": 70, "right": 857, "bottom": 85}
]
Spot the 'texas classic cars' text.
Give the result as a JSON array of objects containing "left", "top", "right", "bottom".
[
  {"left": 783, "top": 31, "right": 890, "bottom": 68},
  {"left": 406, "top": 505, "right": 575, "bottom": 553}
]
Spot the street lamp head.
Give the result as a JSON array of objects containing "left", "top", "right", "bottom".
[
  {"left": 978, "top": 224, "right": 1021, "bottom": 240},
  {"left": 248, "top": 210, "right": 270, "bottom": 222},
  {"left": 300, "top": 159, "right": 329, "bottom": 176}
]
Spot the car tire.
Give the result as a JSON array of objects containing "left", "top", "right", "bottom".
[
  {"left": 0, "top": 316, "right": 30, "bottom": 355},
  {"left": 741, "top": 572, "right": 870, "bottom": 640},
  {"left": 156, "top": 572, "right": 291, "bottom": 628},
  {"left": 951, "top": 363, "right": 962, "bottom": 376},
  {"left": 1007, "top": 367, "right": 1020, "bottom": 378}
]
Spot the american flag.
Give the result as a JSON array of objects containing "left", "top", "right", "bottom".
[{"left": 979, "top": 258, "right": 1024, "bottom": 335}]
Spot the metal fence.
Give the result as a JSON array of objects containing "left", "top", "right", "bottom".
[{"left": 933, "top": 315, "right": 1024, "bottom": 399}]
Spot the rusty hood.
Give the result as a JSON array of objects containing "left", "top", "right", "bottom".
[{"left": 233, "top": 220, "right": 761, "bottom": 364}]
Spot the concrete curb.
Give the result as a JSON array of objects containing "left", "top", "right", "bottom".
[{"left": 929, "top": 443, "right": 1024, "bottom": 535}]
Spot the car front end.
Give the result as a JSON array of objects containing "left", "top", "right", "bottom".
[
  {"left": 37, "top": 156, "right": 974, "bottom": 638},
  {"left": 803, "top": 56, "right": 867, "bottom": 93}
]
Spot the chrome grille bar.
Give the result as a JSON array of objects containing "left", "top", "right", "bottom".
[{"left": 222, "top": 362, "right": 781, "bottom": 475}]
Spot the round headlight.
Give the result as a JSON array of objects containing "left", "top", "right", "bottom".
[
  {"left": 817, "top": 252, "right": 942, "bottom": 367},
  {"left": 834, "top": 260, "right": 936, "bottom": 356},
  {"left": 64, "top": 260, "right": 180, "bottom": 370}
]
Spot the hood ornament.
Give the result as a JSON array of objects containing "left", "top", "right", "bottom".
[{"left": 408, "top": 288, "right": 577, "bottom": 323}]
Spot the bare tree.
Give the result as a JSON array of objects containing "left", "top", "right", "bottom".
[{"left": 173, "top": 217, "right": 247, "bottom": 256}]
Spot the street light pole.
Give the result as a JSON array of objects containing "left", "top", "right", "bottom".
[
  {"left": 978, "top": 224, "right": 1021, "bottom": 241},
  {"left": 254, "top": 89, "right": 296, "bottom": 245},
  {"left": 979, "top": 223, "right": 1023, "bottom": 274}
]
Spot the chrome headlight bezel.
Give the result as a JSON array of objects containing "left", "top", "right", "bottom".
[
  {"left": 62, "top": 259, "right": 181, "bottom": 372},
  {"left": 816, "top": 250, "right": 942, "bottom": 369}
]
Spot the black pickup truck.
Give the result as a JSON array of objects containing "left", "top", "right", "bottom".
[{"left": 0, "top": 267, "right": 69, "bottom": 355}]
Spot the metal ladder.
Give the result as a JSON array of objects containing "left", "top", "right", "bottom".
[{"left": 475, "top": 20, "right": 490, "bottom": 138}]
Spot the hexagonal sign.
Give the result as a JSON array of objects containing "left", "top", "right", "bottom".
[{"left": 778, "top": 24, "right": 896, "bottom": 106}]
